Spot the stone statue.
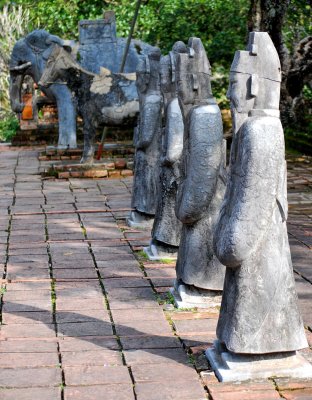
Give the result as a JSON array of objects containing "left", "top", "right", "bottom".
[
  {"left": 172, "top": 37, "right": 226, "bottom": 308},
  {"left": 10, "top": 29, "right": 77, "bottom": 148},
  {"left": 144, "top": 42, "right": 186, "bottom": 260},
  {"left": 78, "top": 11, "right": 155, "bottom": 74},
  {"left": 127, "top": 47, "right": 163, "bottom": 228},
  {"left": 206, "top": 32, "right": 311, "bottom": 382},
  {"left": 39, "top": 45, "right": 139, "bottom": 164}
]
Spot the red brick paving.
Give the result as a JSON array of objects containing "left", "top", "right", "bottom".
[{"left": 0, "top": 149, "right": 311, "bottom": 399}]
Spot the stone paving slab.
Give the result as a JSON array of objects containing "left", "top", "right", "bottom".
[
  {"left": 0, "top": 387, "right": 62, "bottom": 400},
  {"left": 0, "top": 366, "right": 62, "bottom": 388},
  {"left": 0, "top": 339, "right": 58, "bottom": 353},
  {"left": 0, "top": 149, "right": 311, "bottom": 400},
  {"left": 0, "top": 352, "right": 59, "bottom": 368},
  {"left": 61, "top": 349, "right": 123, "bottom": 367},
  {"left": 135, "top": 380, "right": 207, "bottom": 400},
  {"left": 64, "top": 365, "right": 132, "bottom": 386},
  {"left": 64, "top": 384, "right": 135, "bottom": 400}
]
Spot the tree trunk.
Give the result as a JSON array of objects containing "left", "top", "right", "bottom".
[{"left": 247, "top": 0, "right": 301, "bottom": 125}]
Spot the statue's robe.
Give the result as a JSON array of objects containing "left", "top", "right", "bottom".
[
  {"left": 176, "top": 103, "right": 226, "bottom": 290},
  {"left": 214, "top": 111, "right": 308, "bottom": 353},
  {"left": 152, "top": 98, "right": 184, "bottom": 246},
  {"left": 132, "top": 93, "right": 162, "bottom": 215}
]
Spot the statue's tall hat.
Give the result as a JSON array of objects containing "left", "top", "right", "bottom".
[{"left": 230, "top": 32, "right": 281, "bottom": 82}]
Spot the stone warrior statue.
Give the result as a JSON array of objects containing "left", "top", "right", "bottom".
[
  {"left": 207, "top": 32, "right": 311, "bottom": 382},
  {"left": 173, "top": 37, "right": 226, "bottom": 308},
  {"left": 144, "top": 42, "right": 186, "bottom": 260},
  {"left": 127, "top": 47, "right": 163, "bottom": 228}
]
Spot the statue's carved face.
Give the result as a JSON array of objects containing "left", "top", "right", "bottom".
[
  {"left": 227, "top": 72, "right": 255, "bottom": 134},
  {"left": 136, "top": 58, "right": 150, "bottom": 94},
  {"left": 227, "top": 72, "right": 251, "bottom": 113},
  {"left": 160, "top": 58, "right": 172, "bottom": 96}
]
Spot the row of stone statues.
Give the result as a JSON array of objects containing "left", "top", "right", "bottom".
[{"left": 128, "top": 32, "right": 312, "bottom": 381}]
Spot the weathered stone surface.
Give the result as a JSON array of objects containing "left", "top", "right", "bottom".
[
  {"left": 213, "top": 32, "right": 308, "bottom": 356},
  {"left": 128, "top": 47, "right": 162, "bottom": 227},
  {"left": 146, "top": 43, "right": 186, "bottom": 259},
  {"left": 206, "top": 340, "right": 312, "bottom": 382},
  {"left": 10, "top": 30, "right": 77, "bottom": 148},
  {"left": 175, "top": 37, "right": 226, "bottom": 295}
]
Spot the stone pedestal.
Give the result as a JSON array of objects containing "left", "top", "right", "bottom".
[
  {"left": 206, "top": 340, "right": 312, "bottom": 382},
  {"left": 144, "top": 239, "right": 179, "bottom": 261},
  {"left": 170, "top": 281, "right": 222, "bottom": 309},
  {"left": 127, "top": 210, "right": 154, "bottom": 230}
]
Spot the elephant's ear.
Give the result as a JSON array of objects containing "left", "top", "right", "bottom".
[{"left": 45, "top": 34, "right": 64, "bottom": 47}]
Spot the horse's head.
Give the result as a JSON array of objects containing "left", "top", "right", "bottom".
[{"left": 39, "top": 45, "right": 73, "bottom": 87}]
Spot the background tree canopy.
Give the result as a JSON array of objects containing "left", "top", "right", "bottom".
[{"left": 0, "top": 0, "right": 311, "bottom": 150}]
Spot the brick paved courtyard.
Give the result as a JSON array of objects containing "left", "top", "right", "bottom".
[{"left": 0, "top": 147, "right": 311, "bottom": 400}]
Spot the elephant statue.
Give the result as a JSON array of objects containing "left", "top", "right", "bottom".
[{"left": 9, "top": 29, "right": 77, "bottom": 148}]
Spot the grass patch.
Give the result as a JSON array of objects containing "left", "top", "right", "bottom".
[
  {"left": 159, "top": 258, "right": 174, "bottom": 264},
  {"left": 137, "top": 249, "right": 148, "bottom": 259},
  {"left": 0, "top": 286, "right": 7, "bottom": 295}
]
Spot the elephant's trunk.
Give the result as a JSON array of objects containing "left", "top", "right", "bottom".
[
  {"left": 10, "top": 61, "right": 32, "bottom": 72},
  {"left": 9, "top": 73, "right": 25, "bottom": 113}
]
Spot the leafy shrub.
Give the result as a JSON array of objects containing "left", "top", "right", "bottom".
[{"left": 0, "top": 114, "right": 19, "bottom": 142}]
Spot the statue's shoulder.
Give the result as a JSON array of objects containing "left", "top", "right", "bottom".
[
  {"left": 243, "top": 115, "right": 282, "bottom": 131},
  {"left": 239, "top": 116, "right": 284, "bottom": 152},
  {"left": 192, "top": 103, "right": 220, "bottom": 116}
]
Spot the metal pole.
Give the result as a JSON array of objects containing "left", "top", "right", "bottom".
[{"left": 119, "top": 0, "right": 142, "bottom": 73}]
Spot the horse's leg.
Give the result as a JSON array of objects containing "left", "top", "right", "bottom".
[{"left": 80, "top": 116, "right": 95, "bottom": 164}]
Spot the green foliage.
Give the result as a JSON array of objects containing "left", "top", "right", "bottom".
[
  {"left": 302, "top": 84, "right": 312, "bottom": 102},
  {"left": 0, "top": 4, "right": 30, "bottom": 117},
  {"left": 104, "top": 0, "right": 248, "bottom": 64},
  {"left": 6, "top": 0, "right": 104, "bottom": 39},
  {"left": 0, "top": 114, "right": 19, "bottom": 141},
  {"left": 284, "top": 0, "right": 312, "bottom": 51},
  {"left": 1, "top": 0, "right": 311, "bottom": 130}
]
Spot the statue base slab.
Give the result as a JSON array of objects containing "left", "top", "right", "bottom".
[
  {"left": 127, "top": 211, "right": 154, "bottom": 230},
  {"left": 143, "top": 241, "right": 178, "bottom": 261},
  {"left": 206, "top": 340, "right": 312, "bottom": 382},
  {"left": 170, "top": 281, "right": 222, "bottom": 309}
]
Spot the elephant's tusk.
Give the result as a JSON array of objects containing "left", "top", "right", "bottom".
[
  {"left": 38, "top": 81, "right": 68, "bottom": 86},
  {"left": 10, "top": 62, "right": 32, "bottom": 71}
]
